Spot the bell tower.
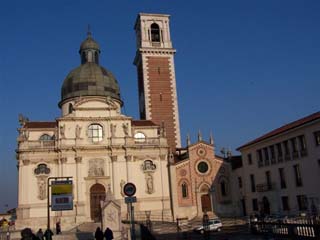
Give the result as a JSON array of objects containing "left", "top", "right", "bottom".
[{"left": 134, "top": 13, "right": 181, "bottom": 151}]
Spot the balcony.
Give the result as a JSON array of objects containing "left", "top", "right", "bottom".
[
  {"left": 277, "top": 155, "right": 283, "bottom": 163},
  {"left": 256, "top": 182, "right": 276, "bottom": 192},
  {"left": 19, "top": 140, "right": 55, "bottom": 150}
]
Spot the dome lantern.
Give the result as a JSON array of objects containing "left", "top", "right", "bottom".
[{"left": 79, "top": 29, "right": 100, "bottom": 65}]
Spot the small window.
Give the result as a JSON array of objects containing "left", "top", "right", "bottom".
[
  {"left": 134, "top": 132, "right": 146, "bottom": 143},
  {"left": 297, "top": 195, "right": 308, "bottom": 211},
  {"left": 39, "top": 134, "right": 52, "bottom": 141},
  {"left": 293, "top": 164, "right": 303, "bottom": 187},
  {"left": 314, "top": 131, "right": 320, "bottom": 146},
  {"left": 282, "top": 196, "right": 290, "bottom": 211},
  {"left": 247, "top": 154, "right": 252, "bottom": 165},
  {"left": 279, "top": 168, "right": 287, "bottom": 189},
  {"left": 220, "top": 181, "right": 227, "bottom": 196},
  {"left": 252, "top": 198, "right": 258, "bottom": 211},
  {"left": 270, "top": 146, "right": 276, "bottom": 164},
  {"left": 151, "top": 23, "right": 160, "bottom": 42},
  {"left": 68, "top": 103, "right": 73, "bottom": 114},
  {"left": 250, "top": 174, "right": 256, "bottom": 192},
  {"left": 181, "top": 182, "right": 188, "bottom": 198},
  {"left": 263, "top": 148, "right": 269, "bottom": 165},
  {"left": 88, "top": 124, "right": 103, "bottom": 142},
  {"left": 257, "top": 150, "right": 263, "bottom": 167}
]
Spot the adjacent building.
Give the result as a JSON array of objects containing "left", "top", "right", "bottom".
[{"left": 236, "top": 111, "right": 320, "bottom": 217}]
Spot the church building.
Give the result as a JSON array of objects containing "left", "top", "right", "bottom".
[{"left": 15, "top": 13, "right": 235, "bottom": 230}]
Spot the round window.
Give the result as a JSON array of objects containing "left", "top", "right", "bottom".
[{"left": 197, "top": 161, "right": 209, "bottom": 174}]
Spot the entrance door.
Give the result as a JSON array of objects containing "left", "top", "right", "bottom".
[
  {"left": 90, "top": 184, "right": 106, "bottom": 222},
  {"left": 262, "top": 196, "right": 270, "bottom": 215},
  {"left": 201, "top": 194, "right": 212, "bottom": 213}
]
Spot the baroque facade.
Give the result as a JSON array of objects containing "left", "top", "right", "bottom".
[{"left": 15, "top": 13, "right": 234, "bottom": 230}]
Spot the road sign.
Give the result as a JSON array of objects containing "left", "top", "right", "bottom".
[
  {"left": 51, "top": 180, "right": 73, "bottom": 211},
  {"left": 125, "top": 196, "right": 137, "bottom": 204},
  {"left": 123, "top": 182, "right": 136, "bottom": 197}
]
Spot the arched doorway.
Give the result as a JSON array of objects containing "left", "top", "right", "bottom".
[
  {"left": 90, "top": 184, "right": 106, "bottom": 222},
  {"left": 262, "top": 196, "right": 270, "bottom": 215},
  {"left": 201, "top": 194, "right": 212, "bottom": 213},
  {"left": 200, "top": 184, "right": 212, "bottom": 213}
]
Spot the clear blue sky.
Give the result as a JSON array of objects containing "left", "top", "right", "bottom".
[{"left": 0, "top": 0, "right": 319, "bottom": 212}]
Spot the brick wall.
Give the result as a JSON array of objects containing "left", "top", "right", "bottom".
[{"left": 145, "top": 56, "right": 177, "bottom": 151}]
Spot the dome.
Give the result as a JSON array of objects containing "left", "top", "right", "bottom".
[
  {"left": 59, "top": 32, "right": 122, "bottom": 107},
  {"left": 60, "top": 63, "right": 122, "bottom": 106}
]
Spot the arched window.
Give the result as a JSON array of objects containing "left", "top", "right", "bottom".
[
  {"left": 81, "top": 52, "right": 86, "bottom": 64},
  {"left": 95, "top": 52, "right": 99, "bottom": 64},
  {"left": 182, "top": 182, "right": 188, "bottom": 198},
  {"left": 88, "top": 124, "right": 103, "bottom": 142},
  {"left": 151, "top": 23, "right": 160, "bottom": 42},
  {"left": 68, "top": 103, "right": 73, "bottom": 114},
  {"left": 134, "top": 132, "right": 146, "bottom": 143},
  {"left": 39, "top": 134, "right": 52, "bottom": 141}
]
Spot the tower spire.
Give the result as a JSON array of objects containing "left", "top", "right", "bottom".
[
  {"left": 186, "top": 133, "right": 191, "bottom": 146},
  {"left": 209, "top": 131, "right": 214, "bottom": 145},
  {"left": 198, "top": 130, "right": 202, "bottom": 142}
]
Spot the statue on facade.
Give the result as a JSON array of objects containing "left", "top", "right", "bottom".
[
  {"left": 60, "top": 124, "right": 65, "bottom": 139},
  {"left": 110, "top": 124, "right": 116, "bottom": 137},
  {"left": 18, "top": 114, "right": 29, "bottom": 126},
  {"left": 146, "top": 174, "right": 154, "bottom": 194},
  {"left": 37, "top": 177, "right": 47, "bottom": 200},
  {"left": 120, "top": 180, "right": 126, "bottom": 197},
  {"left": 75, "top": 124, "right": 82, "bottom": 139},
  {"left": 122, "top": 123, "right": 129, "bottom": 136}
]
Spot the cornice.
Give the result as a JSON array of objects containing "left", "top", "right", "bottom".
[{"left": 56, "top": 116, "right": 132, "bottom": 122}]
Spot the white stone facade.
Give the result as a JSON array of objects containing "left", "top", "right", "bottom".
[{"left": 16, "top": 97, "right": 172, "bottom": 230}]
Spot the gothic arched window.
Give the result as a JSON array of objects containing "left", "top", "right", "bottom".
[
  {"left": 220, "top": 180, "right": 227, "bottom": 196},
  {"left": 182, "top": 182, "right": 188, "bottom": 198},
  {"left": 151, "top": 23, "right": 160, "bottom": 42}
]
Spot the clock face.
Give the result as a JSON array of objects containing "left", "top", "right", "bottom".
[{"left": 197, "top": 161, "right": 209, "bottom": 174}]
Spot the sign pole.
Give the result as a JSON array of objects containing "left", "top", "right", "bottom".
[
  {"left": 123, "top": 182, "right": 137, "bottom": 240},
  {"left": 131, "top": 203, "right": 136, "bottom": 240},
  {"left": 47, "top": 177, "right": 51, "bottom": 230}
]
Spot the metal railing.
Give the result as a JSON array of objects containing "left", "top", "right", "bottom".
[{"left": 250, "top": 217, "right": 320, "bottom": 239}]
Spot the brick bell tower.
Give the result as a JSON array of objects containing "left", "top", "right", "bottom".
[{"left": 134, "top": 13, "right": 181, "bottom": 151}]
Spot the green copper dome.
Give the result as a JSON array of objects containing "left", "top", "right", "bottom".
[{"left": 59, "top": 32, "right": 122, "bottom": 106}]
